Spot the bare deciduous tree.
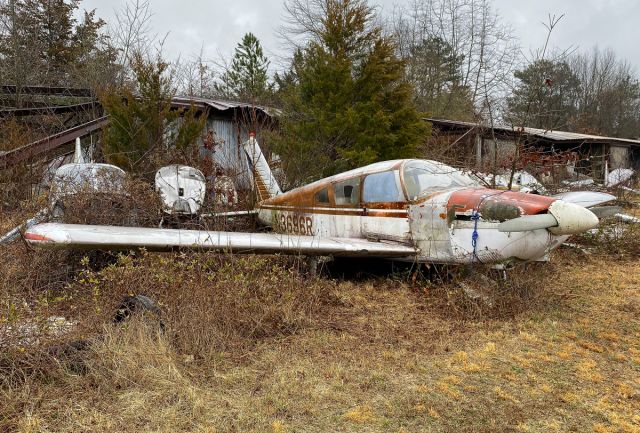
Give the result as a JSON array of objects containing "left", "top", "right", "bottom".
[
  {"left": 570, "top": 47, "right": 640, "bottom": 138},
  {"left": 172, "top": 45, "right": 217, "bottom": 98},
  {"left": 110, "top": 0, "right": 155, "bottom": 84},
  {"left": 392, "top": 0, "right": 520, "bottom": 115}
]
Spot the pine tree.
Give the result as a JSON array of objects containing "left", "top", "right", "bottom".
[
  {"left": 100, "top": 53, "right": 205, "bottom": 177},
  {"left": 407, "top": 36, "right": 475, "bottom": 120},
  {"left": 273, "top": 0, "right": 428, "bottom": 184},
  {"left": 0, "top": 0, "right": 116, "bottom": 90},
  {"left": 215, "top": 32, "right": 270, "bottom": 101},
  {"left": 507, "top": 60, "right": 581, "bottom": 130}
]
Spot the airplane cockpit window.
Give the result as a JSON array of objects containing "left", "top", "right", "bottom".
[
  {"left": 333, "top": 177, "right": 360, "bottom": 205},
  {"left": 363, "top": 171, "right": 404, "bottom": 203},
  {"left": 403, "top": 160, "right": 479, "bottom": 200},
  {"left": 315, "top": 187, "right": 330, "bottom": 204}
]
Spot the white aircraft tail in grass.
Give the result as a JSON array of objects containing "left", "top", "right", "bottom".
[
  {"left": 72, "top": 137, "right": 86, "bottom": 164},
  {"left": 243, "top": 134, "right": 281, "bottom": 202}
]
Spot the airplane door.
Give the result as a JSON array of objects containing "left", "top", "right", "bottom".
[
  {"left": 361, "top": 170, "right": 412, "bottom": 243},
  {"left": 331, "top": 177, "right": 364, "bottom": 238}
]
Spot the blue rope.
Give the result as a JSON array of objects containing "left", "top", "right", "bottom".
[
  {"left": 471, "top": 210, "right": 481, "bottom": 260},
  {"left": 470, "top": 191, "right": 509, "bottom": 263}
]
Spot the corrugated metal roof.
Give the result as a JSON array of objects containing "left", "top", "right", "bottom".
[
  {"left": 171, "top": 96, "right": 278, "bottom": 117},
  {"left": 427, "top": 118, "right": 640, "bottom": 146}
]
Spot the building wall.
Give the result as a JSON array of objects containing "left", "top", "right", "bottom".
[
  {"left": 202, "top": 116, "right": 252, "bottom": 188},
  {"left": 609, "top": 145, "right": 629, "bottom": 170},
  {"left": 482, "top": 138, "right": 517, "bottom": 168}
]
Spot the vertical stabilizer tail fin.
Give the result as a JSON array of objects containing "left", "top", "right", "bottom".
[
  {"left": 72, "top": 137, "right": 85, "bottom": 164},
  {"left": 243, "top": 134, "right": 281, "bottom": 202}
]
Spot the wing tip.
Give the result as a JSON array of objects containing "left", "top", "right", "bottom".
[{"left": 24, "top": 230, "right": 53, "bottom": 243}]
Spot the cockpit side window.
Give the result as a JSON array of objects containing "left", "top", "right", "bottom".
[
  {"left": 333, "top": 177, "right": 360, "bottom": 206},
  {"left": 314, "top": 187, "right": 330, "bottom": 204},
  {"left": 363, "top": 170, "right": 404, "bottom": 203}
]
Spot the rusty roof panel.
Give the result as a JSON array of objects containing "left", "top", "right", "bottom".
[
  {"left": 0, "top": 116, "right": 109, "bottom": 169},
  {"left": 171, "top": 96, "right": 278, "bottom": 117},
  {"left": 427, "top": 118, "right": 640, "bottom": 146}
]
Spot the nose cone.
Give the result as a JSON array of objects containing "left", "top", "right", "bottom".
[{"left": 547, "top": 200, "right": 599, "bottom": 235}]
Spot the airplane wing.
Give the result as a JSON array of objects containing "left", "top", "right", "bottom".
[
  {"left": 200, "top": 210, "right": 258, "bottom": 218},
  {"left": 24, "top": 223, "right": 417, "bottom": 258}
]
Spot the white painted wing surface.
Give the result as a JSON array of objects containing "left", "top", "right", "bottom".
[
  {"left": 24, "top": 223, "right": 417, "bottom": 258},
  {"left": 551, "top": 191, "right": 616, "bottom": 208}
]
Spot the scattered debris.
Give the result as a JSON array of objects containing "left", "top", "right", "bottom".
[
  {"left": 606, "top": 168, "right": 635, "bottom": 187},
  {"left": 473, "top": 171, "right": 545, "bottom": 193},
  {"left": 0, "top": 316, "right": 77, "bottom": 347},
  {"left": 561, "top": 242, "right": 591, "bottom": 254},
  {"left": 615, "top": 213, "right": 640, "bottom": 224},
  {"left": 459, "top": 282, "right": 494, "bottom": 306},
  {"left": 512, "top": 171, "right": 546, "bottom": 194},
  {"left": 212, "top": 173, "right": 238, "bottom": 206},
  {"left": 155, "top": 165, "right": 206, "bottom": 216},
  {"left": 562, "top": 177, "right": 595, "bottom": 188},
  {"left": 621, "top": 186, "right": 640, "bottom": 196},
  {"left": 114, "top": 294, "right": 165, "bottom": 331}
]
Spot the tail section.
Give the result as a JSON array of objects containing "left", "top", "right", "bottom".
[
  {"left": 243, "top": 133, "right": 281, "bottom": 202},
  {"left": 72, "top": 137, "right": 86, "bottom": 164}
]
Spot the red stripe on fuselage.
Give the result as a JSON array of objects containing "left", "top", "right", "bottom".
[{"left": 447, "top": 189, "right": 555, "bottom": 215}]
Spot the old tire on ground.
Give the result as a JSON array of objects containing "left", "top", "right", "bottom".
[{"left": 114, "top": 294, "right": 164, "bottom": 331}]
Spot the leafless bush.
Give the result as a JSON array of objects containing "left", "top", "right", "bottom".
[
  {"left": 0, "top": 250, "right": 339, "bottom": 394},
  {"left": 426, "top": 262, "right": 560, "bottom": 321},
  {"left": 54, "top": 177, "right": 162, "bottom": 227},
  {"left": 60, "top": 253, "right": 338, "bottom": 359}
]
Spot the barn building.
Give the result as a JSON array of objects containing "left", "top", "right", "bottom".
[
  {"left": 0, "top": 93, "right": 276, "bottom": 192},
  {"left": 427, "top": 118, "right": 640, "bottom": 182},
  {"left": 170, "top": 96, "right": 276, "bottom": 188}
]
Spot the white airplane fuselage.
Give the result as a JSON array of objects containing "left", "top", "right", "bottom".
[
  {"left": 256, "top": 159, "right": 594, "bottom": 264},
  {"left": 257, "top": 192, "right": 566, "bottom": 264}
]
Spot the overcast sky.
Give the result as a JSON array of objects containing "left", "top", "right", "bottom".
[{"left": 79, "top": 0, "right": 640, "bottom": 73}]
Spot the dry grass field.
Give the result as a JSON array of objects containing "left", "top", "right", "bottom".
[{"left": 1, "top": 247, "right": 639, "bottom": 433}]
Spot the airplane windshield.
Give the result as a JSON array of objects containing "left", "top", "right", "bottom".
[{"left": 403, "top": 160, "right": 480, "bottom": 200}]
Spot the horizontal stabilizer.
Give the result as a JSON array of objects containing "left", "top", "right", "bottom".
[
  {"left": 589, "top": 205, "right": 622, "bottom": 219},
  {"left": 24, "top": 223, "right": 417, "bottom": 258}
]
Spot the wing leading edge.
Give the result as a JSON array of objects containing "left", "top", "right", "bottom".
[{"left": 24, "top": 223, "right": 417, "bottom": 258}]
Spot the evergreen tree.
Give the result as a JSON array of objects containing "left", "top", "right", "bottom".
[
  {"left": 274, "top": 0, "right": 428, "bottom": 184},
  {"left": 507, "top": 60, "right": 580, "bottom": 130},
  {"left": 406, "top": 36, "right": 475, "bottom": 120},
  {"left": 100, "top": 53, "right": 205, "bottom": 177},
  {"left": 0, "top": 0, "right": 116, "bottom": 91},
  {"left": 215, "top": 32, "right": 270, "bottom": 101}
]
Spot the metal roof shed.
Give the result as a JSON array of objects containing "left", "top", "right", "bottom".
[{"left": 426, "top": 118, "right": 640, "bottom": 180}]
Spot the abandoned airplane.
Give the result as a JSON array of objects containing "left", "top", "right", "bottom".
[{"left": 21, "top": 135, "right": 616, "bottom": 265}]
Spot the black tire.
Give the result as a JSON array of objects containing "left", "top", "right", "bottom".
[{"left": 114, "top": 294, "right": 165, "bottom": 331}]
